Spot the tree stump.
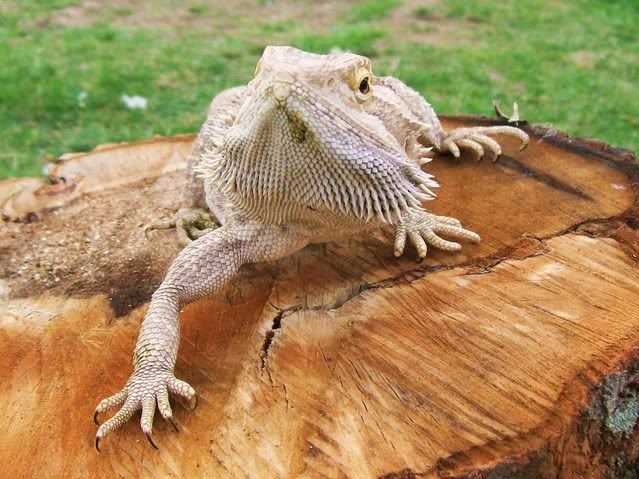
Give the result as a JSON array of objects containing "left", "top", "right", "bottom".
[{"left": 1, "top": 117, "right": 638, "bottom": 478}]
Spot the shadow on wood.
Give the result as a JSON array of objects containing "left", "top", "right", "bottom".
[{"left": 1, "top": 117, "right": 638, "bottom": 478}]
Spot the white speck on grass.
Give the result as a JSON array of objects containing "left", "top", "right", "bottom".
[
  {"left": 121, "top": 94, "right": 148, "bottom": 110},
  {"left": 611, "top": 183, "right": 626, "bottom": 190},
  {"left": 77, "top": 91, "right": 88, "bottom": 107}
]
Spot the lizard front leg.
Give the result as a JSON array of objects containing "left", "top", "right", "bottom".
[
  {"left": 393, "top": 208, "right": 480, "bottom": 260},
  {"left": 381, "top": 76, "right": 529, "bottom": 162},
  {"left": 144, "top": 207, "right": 219, "bottom": 246},
  {"left": 94, "top": 219, "right": 308, "bottom": 451},
  {"left": 435, "top": 125, "right": 529, "bottom": 162}
]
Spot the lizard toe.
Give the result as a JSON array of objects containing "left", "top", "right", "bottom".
[
  {"left": 168, "top": 377, "right": 197, "bottom": 411},
  {"left": 95, "top": 396, "right": 139, "bottom": 452},
  {"left": 94, "top": 389, "right": 128, "bottom": 425}
]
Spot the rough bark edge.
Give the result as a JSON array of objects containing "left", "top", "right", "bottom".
[
  {"left": 0, "top": 134, "right": 196, "bottom": 222},
  {"left": 51, "top": 133, "right": 196, "bottom": 165}
]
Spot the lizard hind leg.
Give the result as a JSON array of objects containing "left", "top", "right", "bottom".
[{"left": 145, "top": 207, "right": 220, "bottom": 246}]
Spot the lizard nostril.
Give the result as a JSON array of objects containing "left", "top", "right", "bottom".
[{"left": 272, "top": 81, "right": 291, "bottom": 102}]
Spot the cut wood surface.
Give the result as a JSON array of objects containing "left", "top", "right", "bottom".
[{"left": 1, "top": 117, "right": 638, "bottom": 478}]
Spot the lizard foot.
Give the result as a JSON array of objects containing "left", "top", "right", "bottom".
[
  {"left": 394, "top": 210, "right": 480, "bottom": 260},
  {"left": 94, "top": 368, "right": 196, "bottom": 452},
  {"left": 145, "top": 207, "right": 219, "bottom": 246},
  {"left": 440, "top": 126, "right": 529, "bottom": 162}
]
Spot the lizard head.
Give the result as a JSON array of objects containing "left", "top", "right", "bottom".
[
  {"left": 203, "top": 46, "right": 437, "bottom": 224},
  {"left": 227, "top": 45, "right": 412, "bottom": 154},
  {"left": 255, "top": 45, "right": 375, "bottom": 108},
  {"left": 241, "top": 46, "right": 403, "bottom": 148}
]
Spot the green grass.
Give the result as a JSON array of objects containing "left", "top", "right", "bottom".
[
  {"left": 188, "top": 5, "right": 208, "bottom": 15},
  {"left": 413, "top": 7, "right": 435, "bottom": 20},
  {"left": 1, "top": 0, "right": 637, "bottom": 179},
  {"left": 297, "top": 25, "right": 386, "bottom": 58},
  {"left": 346, "top": 0, "right": 402, "bottom": 22}
]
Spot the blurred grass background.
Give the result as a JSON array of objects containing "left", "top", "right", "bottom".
[{"left": 1, "top": 0, "right": 637, "bottom": 179}]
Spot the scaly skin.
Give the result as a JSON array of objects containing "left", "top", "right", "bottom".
[{"left": 94, "top": 46, "right": 529, "bottom": 450}]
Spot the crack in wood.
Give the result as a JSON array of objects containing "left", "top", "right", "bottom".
[
  {"left": 498, "top": 154, "right": 594, "bottom": 201},
  {"left": 259, "top": 308, "right": 284, "bottom": 380},
  {"left": 273, "top": 212, "right": 633, "bottom": 333},
  {"left": 256, "top": 215, "right": 637, "bottom": 390}
]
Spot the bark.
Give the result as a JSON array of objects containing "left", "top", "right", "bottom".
[{"left": 1, "top": 117, "right": 638, "bottom": 479}]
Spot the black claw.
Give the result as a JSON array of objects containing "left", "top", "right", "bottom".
[
  {"left": 93, "top": 410, "right": 101, "bottom": 426},
  {"left": 520, "top": 142, "right": 529, "bottom": 151},
  {"left": 95, "top": 436, "right": 101, "bottom": 453},
  {"left": 146, "top": 432, "right": 159, "bottom": 450},
  {"left": 168, "top": 417, "right": 180, "bottom": 432}
]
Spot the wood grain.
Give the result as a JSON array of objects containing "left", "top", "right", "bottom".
[{"left": 1, "top": 117, "right": 638, "bottom": 478}]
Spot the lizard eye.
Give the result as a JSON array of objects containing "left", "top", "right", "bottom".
[{"left": 359, "top": 76, "right": 370, "bottom": 94}]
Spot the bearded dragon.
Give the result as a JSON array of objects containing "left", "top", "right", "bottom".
[{"left": 93, "top": 46, "right": 529, "bottom": 450}]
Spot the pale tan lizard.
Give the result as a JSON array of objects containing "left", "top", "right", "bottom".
[{"left": 94, "top": 45, "right": 528, "bottom": 450}]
